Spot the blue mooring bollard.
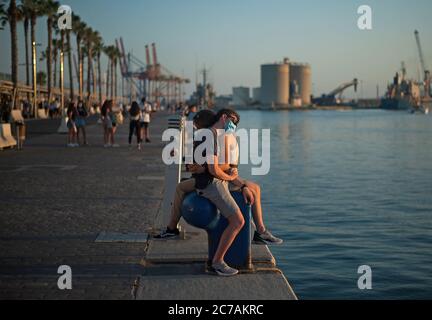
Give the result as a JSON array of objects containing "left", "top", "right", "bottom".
[{"left": 181, "top": 192, "right": 253, "bottom": 270}]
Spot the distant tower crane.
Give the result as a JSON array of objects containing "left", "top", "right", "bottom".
[{"left": 414, "top": 30, "right": 431, "bottom": 97}]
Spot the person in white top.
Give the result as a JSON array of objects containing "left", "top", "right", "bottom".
[{"left": 140, "top": 97, "right": 152, "bottom": 143}]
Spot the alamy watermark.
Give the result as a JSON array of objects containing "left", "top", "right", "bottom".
[
  {"left": 357, "top": 265, "right": 372, "bottom": 290},
  {"left": 57, "top": 265, "right": 72, "bottom": 290},
  {"left": 57, "top": 5, "right": 72, "bottom": 30},
  {"left": 162, "top": 121, "right": 271, "bottom": 176},
  {"left": 357, "top": 5, "right": 372, "bottom": 30}
]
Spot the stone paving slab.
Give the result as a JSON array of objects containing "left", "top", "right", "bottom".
[{"left": 136, "top": 272, "right": 297, "bottom": 300}]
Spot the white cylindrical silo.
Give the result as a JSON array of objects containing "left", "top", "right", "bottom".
[
  {"left": 289, "top": 63, "right": 312, "bottom": 106},
  {"left": 260, "top": 63, "right": 290, "bottom": 106}
]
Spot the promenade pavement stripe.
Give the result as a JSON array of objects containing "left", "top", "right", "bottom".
[
  {"left": 95, "top": 232, "right": 149, "bottom": 243},
  {"left": 137, "top": 176, "right": 165, "bottom": 181}
]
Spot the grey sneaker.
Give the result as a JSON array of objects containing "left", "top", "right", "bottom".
[
  {"left": 211, "top": 261, "right": 239, "bottom": 277},
  {"left": 253, "top": 230, "right": 283, "bottom": 245},
  {"left": 153, "top": 227, "right": 180, "bottom": 240}
]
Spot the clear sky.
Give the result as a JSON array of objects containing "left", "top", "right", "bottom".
[{"left": 1, "top": 0, "right": 432, "bottom": 98}]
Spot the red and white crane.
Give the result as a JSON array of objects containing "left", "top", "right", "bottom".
[{"left": 116, "top": 38, "right": 189, "bottom": 104}]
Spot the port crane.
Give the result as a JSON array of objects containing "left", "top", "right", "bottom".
[
  {"left": 116, "top": 38, "right": 190, "bottom": 105},
  {"left": 314, "top": 78, "right": 358, "bottom": 106},
  {"left": 414, "top": 30, "right": 431, "bottom": 98}
]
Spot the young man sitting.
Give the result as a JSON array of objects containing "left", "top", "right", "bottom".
[{"left": 155, "top": 109, "right": 282, "bottom": 276}]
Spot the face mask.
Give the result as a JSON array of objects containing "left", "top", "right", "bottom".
[{"left": 225, "top": 120, "right": 237, "bottom": 133}]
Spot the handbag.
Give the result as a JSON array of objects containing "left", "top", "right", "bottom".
[{"left": 115, "top": 112, "right": 124, "bottom": 125}]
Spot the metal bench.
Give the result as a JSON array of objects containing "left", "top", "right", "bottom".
[
  {"left": 0, "top": 123, "right": 17, "bottom": 150},
  {"left": 11, "top": 110, "right": 26, "bottom": 149}
]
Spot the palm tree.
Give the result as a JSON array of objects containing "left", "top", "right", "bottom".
[
  {"left": 17, "top": 3, "right": 31, "bottom": 87},
  {"left": 83, "top": 26, "right": 97, "bottom": 102},
  {"left": 114, "top": 47, "right": 120, "bottom": 99},
  {"left": 38, "top": 0, "right": 60, "bottom": 100},
  {"left": 104, "top": 45, "right": 116, "bottom": 99},
  {"left": 23, "top": 0, "right": 44, "bottom": 114},
  {"left": 72, "top": 14, "right": 86, "bottom": 100},
  {"left": 104, "top": 47, "right": 110, "bottom": 99},
  {"left": 92, "top": 33, "right": 104, "bottom": 104},
  {"left": 52, "top": 38, "right": 61, "bottom": 89},
  {"left": 6, "top": 0, "right": 19, "bottom": 90},
  {"left": 65, "top": 29, "right": 74, "bottom": 100},
  {"left": 0, "top": 3, "right": 7, "bottom": 30},
  {"left": 2, "top": 0, "right": 25, "bottom": 92},
  {"left": 43, "top": 0, "right": 60, "bottom": 102},
  {"left": 56, "top": 14, "right": 74, "bottom": 100}
]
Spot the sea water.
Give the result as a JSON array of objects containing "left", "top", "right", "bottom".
[{"left": 238, "top": 109, "right": 432, "bottom": 299}]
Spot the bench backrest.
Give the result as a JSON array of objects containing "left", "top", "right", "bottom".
[
  {"left": 11, "top": 110, "right": 25, "bottom": 123},
  {"left": 1, "top": 123, "right": 12, "bottom": 136},
  {"left": 37, "top": 109, "right": 48, "bottom": 119}
]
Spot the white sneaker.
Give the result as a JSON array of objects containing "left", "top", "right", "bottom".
[
  {"left": 112, "top": 144, "right": 120, "bottom": 148},
  {"left": 104, "top": 144, "right": 112, "bottom": 148},
  {"left": 211, "top": 261, "right": 239, "bottom": 277},
  {"left": 253, "top": 230, "right": 283, "bottom": 245},
  {"left": 67, "top": 143, "right": 74, "bottom": 148}
]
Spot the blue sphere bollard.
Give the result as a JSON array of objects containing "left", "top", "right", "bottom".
[
  {"left": 181, "top": 192, "right": 252, "bottom": 270},
  {"left": 182, "top": 193, "right": 219, "bottom": 230}
]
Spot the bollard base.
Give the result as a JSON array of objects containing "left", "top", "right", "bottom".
[
  {"left": 57, "top": 116, "right": 69, "bottom": 134},
  {"left": 182, "top": 192, "right": 253, "bottom": 273}
]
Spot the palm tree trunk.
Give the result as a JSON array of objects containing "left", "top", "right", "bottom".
[
  {"left": 76, "top": 36, "right": 82, "bottom": 99},
  {"left": 111, "top": 60, "right": 114, "bottom": 99},
  {"left": 114, "top": 59, "right": 118, "bottom": 100},
  {"left": 9, "top": 0, "right": 18, "bottom": 91},
  {"left": 53, "top": 49, "right": 57, "bottom": 92},
  {"left": 97, "top": 53, "right": 102, "bottom": 104},
  {"left": 92, "top": 57, "right": 97, "bottom": 100},
  {"left": 66, "top": 31, "right": 74, "bottom": 100},
  {"left": 31, "top": 14, "right": 36, "bottom": 116},
  {"left": 47, "top": 17, "right": 52, "bottom": 102},
  {"left": 87, "top": 43, "right": 92, "bottom": 101},
  {"left": 106, "top": 60, "right": 110, "bottom": 99},
  {"left": 60, "top": 31, "right": 65, "bottom": 101},
  {"left": 24, "top": 17, "right": 29, "bottom": 87}
]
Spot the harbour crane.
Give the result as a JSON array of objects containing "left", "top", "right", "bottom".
[
  {"left": 116, "top": 38, "right": 189, "bottom": 105},
  {"left": 414, "top": 30, "right": 431, "bottom": 98},
  {"left": 313, "top": 78, "right": 358, "bottom": 106}
]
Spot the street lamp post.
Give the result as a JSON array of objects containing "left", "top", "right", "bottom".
[
  {"left": 32, "top": 41, "right": 37, "bottom": 119},
  {"left": 57, "top": 50, "right": 68, "bottom": 134},
  {"left": 60, "top": 50, "right": 64, "bottom": 116}
]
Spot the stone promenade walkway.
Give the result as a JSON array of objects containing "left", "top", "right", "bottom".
[{"left": 0, "top": 112, "right": 169, "bottom": 299}]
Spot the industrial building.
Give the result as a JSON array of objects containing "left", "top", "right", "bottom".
[
  {"left": 259, "top": 58, "right": 312, "bottom": 107},
  {"left": 232, "top": 87, "right": 250, "bottom": 106},
  {"left": 252, "top": 87, "right": 261, "bottom": 103}
]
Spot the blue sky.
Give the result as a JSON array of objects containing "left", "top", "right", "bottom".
[{"left": 1, "top": 0, "right": 432, "bottom": 98}]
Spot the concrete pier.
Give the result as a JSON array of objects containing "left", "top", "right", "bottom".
[{"left": 0, "top": 112, "right": 297, "bottom": 300}]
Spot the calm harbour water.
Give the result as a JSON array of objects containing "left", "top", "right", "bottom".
[{"left": 238, "top": 109, "right": 432, "bottom": 300}]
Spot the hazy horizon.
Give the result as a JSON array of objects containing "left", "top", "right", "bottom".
[{"left": 1, "top": 0, "right": 431, "bottom": 99}]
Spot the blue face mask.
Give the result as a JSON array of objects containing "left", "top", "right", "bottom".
[{"left": 225, "top": 120, "right": 237, "bottom": 133}]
